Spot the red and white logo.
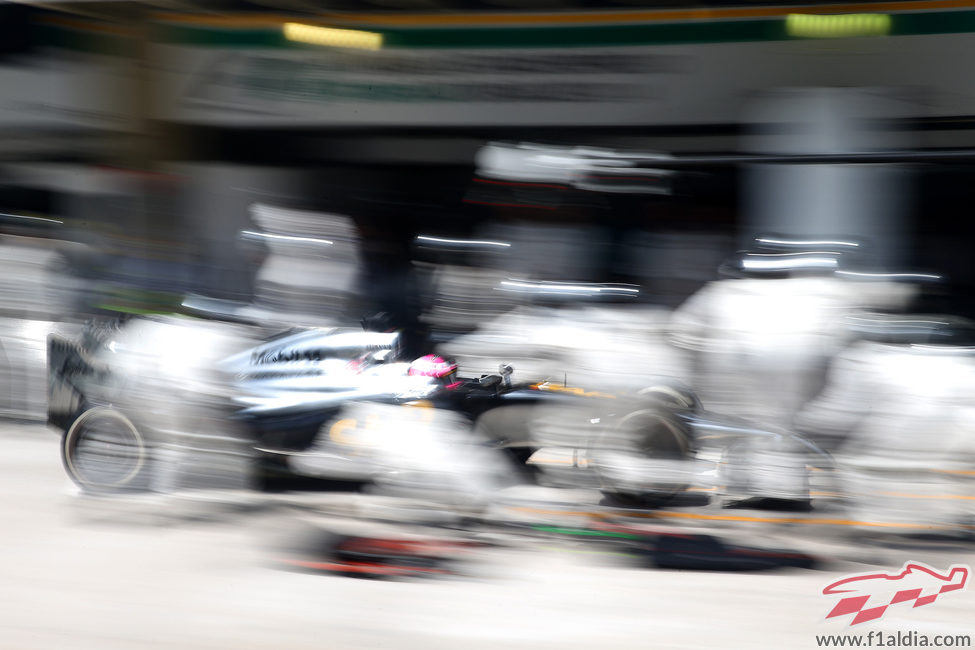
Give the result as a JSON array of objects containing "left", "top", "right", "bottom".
[{"left": 823, "top": 561, "right": 970, "bottom": 626}]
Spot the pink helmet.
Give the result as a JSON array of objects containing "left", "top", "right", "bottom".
[{"left": 408, "top": 354, "right": 458, "bottom": 379}]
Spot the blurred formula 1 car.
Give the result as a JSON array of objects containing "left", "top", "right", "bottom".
[
  {"left": 48, "top": 314, "right": 831, "bottom": 508},
  {"left": 47, "top": 313, "right": 693, "bottom": 490}
]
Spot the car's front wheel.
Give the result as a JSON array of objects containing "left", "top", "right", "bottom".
[{"left": 592, "top": 407, "right": 694, "bottom": 507}]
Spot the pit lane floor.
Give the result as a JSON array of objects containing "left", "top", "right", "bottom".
[{"left": 3, "top": 422, "right": 975, "bottom": 650}]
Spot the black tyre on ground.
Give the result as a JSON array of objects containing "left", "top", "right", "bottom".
[{"left": 594, "top": 406, "right": 695, "bottom": 508}]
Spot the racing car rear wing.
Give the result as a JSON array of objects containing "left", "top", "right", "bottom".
[{"left": 47, "top": 334, "right": 89, "bottom": 430}]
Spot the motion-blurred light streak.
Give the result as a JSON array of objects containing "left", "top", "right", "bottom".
[
  {"left": 785, "top": 13, "right": 891, "bottom": 39},
  {"left": 283, "top": 23, "right": 383, "bottom": 51}
]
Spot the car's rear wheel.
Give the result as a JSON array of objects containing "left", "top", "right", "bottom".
[{"left": 61, "top": 407, "right": 149, "bottom": 493}]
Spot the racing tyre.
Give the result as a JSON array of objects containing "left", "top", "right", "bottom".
[
  {"left": 637, "top": 381, "right": 701, "bottom": 412},
  {"left": 61, "top": 407, "right": 150, "bottom": 493},
  {"left": 593, "top": 408, "right": 694, "bottom": 507}
]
